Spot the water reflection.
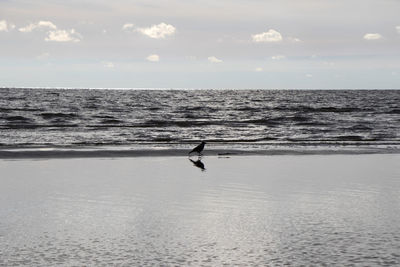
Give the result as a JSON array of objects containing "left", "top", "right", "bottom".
[
  {"left": 189, "top": 157, "right": 206, "bottom": 171},
  {"left": 1, "top": 155, "right": 400, "bottom": 266}
]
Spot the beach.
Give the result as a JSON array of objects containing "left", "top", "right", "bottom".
[
  {"left": 2, "top": 0, "right": 400, "bottom": 265},
  {"left": 1, "top": 153, "right": 399, "bottom": 266}
]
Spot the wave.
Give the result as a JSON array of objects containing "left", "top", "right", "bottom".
[
  {"left": 387, "top": 109, "right": 400, "bottom": 114},
  {"left": 3, "top": 115, "right": 33, "bottom": 122},
  {"left": 100, "top": 119, "right": 124, "bottom": 124},
  {"left": 0, "top": 107, "right": 43, "bottom": 112},
  {"left": 1, "top": 88, "right": 398, "bottom": 149},
  {"left": 235, "top": 106, "right": 262, "bottom": 111},
  {"left": 40, "top": 112, "right": 78, "bottom": 119},
  {"left": 334, "top": 135, "right": 364, "bottom": 141},
  {"left": 0, "top": 124, "right": 79, "bottom": 129},
  {"left": 273, "top": 106, "right": 366, "bottom": 113}
]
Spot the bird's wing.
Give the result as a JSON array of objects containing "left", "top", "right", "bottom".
[{"left": 193, "top": 144, "right": 201, "bottom": 150}]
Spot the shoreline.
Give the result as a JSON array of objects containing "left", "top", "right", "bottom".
[{"left": 1, "top": 147, "right": 399, "bottom": 159}]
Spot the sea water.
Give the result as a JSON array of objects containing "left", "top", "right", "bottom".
[{"left": 0, "top": 88, "right": 399, "bottom": 152}]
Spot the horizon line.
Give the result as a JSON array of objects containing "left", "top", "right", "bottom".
[{"left": 1, "top": 86, "right": 399, "bottom": 90}]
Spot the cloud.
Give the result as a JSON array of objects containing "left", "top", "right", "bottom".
[
  {"left": 287, "top": 37, "right": 302, "bottom": 43},
  {"left": 45, "top": 29, "right": 81, "bottom": 42},
  {"left": 396, "top": 26, "right": 400, "bottom": 34},
  {"left": 102, "top": 61, "right": 114, "bottom": 68},
  {"left": 363, "top": 33, "right": 382, "bottom": 40},
  {"left": 137, "top": 23, "right": 176, "bottom": 39},
  {"left": 18, "top": 20, "right": 81, "bottom": 42},
  {"left": 19, "top": 21, "right": 57, "bottom": 32},
  {"left": 252, "top": 29, "right": 282, "bottom": 43},
  {"left": 122, "top": 23, "right": 135, "bottom": 31},
  {"left": 0, "top": 20, "right": 7, "bottom": 32},
  {"left": 271, "top": 55, "right": 286, "bottom": 60},
  {"left": 146, "top": 54, "right": 160, "bottom": 62},
  {"left": 0, "top": 20, "right": 15, "bottom": 32},
  {"left": 208, "top": 56, "right": 223, "bottom": 63},
  {"left": 306, "top": 74, "right": 313, "bottom": 78},
  {"left": 255, "top": 67, "right": 263, "bottom": 72}
]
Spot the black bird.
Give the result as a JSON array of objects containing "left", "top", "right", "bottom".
[{"left": 188, "top": 141, "right": 206, "bottom": 155}]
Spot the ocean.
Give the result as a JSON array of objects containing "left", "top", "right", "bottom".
[
  {"left": 0, "top": 88, "right": 399, "bottom": 153},
  {"left": 1, "top": 88, "right": 400, "bottom": 266}
]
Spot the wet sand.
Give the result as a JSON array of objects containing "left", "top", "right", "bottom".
[
  {"left": 0, "top": 146, "right": 398, "bottom": 159},
  {"left": 1, "top": 154, "right": 399, "bottom": 266}
]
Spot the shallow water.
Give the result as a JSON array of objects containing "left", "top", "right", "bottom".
[
  {"left": 0, "top": 88, "right": 399, "bottom": 151},
  {"left": 1, "top": 154, "right": 399, "bottom": 266}
]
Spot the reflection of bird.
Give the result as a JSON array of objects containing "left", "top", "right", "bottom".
[
  {"left": 188, "top": 141, "right": 206, "bottom": 155},
  {"left": 189, "top": 158, "right": 206, "bottom": 171}
]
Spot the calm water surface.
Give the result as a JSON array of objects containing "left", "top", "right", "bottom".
[{"left": 1, "top": 155, "right": 399, "bottom": 266}]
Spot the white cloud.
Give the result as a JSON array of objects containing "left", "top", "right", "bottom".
[
  {"left": 146, "top": 54, "right": 160, "bottom": 62},
  {"left": 122, "top": 23, "right": 135, "bottom": 31},
  {"left": 255, "top": 67, "right": 263, "bottom": 72},
  {"left": 363, "top": 33, "right": 382, "bottom": 40},
  {"left": 19, "top": 24, "right": 36, "bottom": 33},
  {"left": 19, "top": 21, "right": 57, "bottom": 32},
  {"left": 0, "top": 20, "right": 15, "bottom": 32},
  {"left": 252, "top": 29, "right": 282, "bottom": 43},
  {"left": 287, "top": 37, "right": 302, "bottom": 43},
  {"left": 137, "top": 23, "right": 176, "bottom": 39},
  {"left": 102, "top": 61, "right": 114, "bottom": 68},
  {"left": 45, "top": 29, "right": 81, "bottom": 42},
  {"left": 0, "top": 20, "right": 7, "bottom": 32},
  {"left": 18, "top": 21, "right": 81, "bottom": 43},
  {"left": 306, "top": 74, "right": 313, "bottom": 78},
  {"left": 396, "top": 26, "right": 400, "bottom": 34},
  {"left": 37, "top": 21, "right": 57, "bottom": 29},
  {"left": 208, "top": 56, "right": 223, "bottom": 63},
  {"left": 271, "top": 55, "right": 286, "bottom": 60}
]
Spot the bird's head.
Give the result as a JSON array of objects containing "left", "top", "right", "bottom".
[{"left": 201, "top": 141, "right": 206, "bottom": 144}]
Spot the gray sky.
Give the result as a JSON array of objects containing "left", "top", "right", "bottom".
[{"left": 1, "top": 0, "right": 400, "bottom": 89}]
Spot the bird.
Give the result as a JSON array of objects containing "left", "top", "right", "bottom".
[{"left": 188, "top": 141, "right": 206, "bottom": 155}]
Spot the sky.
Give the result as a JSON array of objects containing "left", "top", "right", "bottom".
[{"left": 1, "top": 0, "right": 400, "bottom": 89}]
